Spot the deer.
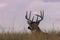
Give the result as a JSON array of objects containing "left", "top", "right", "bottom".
[
  {"left": 25, "top": 11, "right": 60, "bottom": 40},
  {"left": 25, "top": 10, "right": 44, "bottom": 33}
]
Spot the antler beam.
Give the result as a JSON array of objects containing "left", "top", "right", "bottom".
[{"left": 35, "top": 10, "right": 44, "bottom": 23}]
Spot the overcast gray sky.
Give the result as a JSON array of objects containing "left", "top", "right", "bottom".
[{"left": 0, "top": 0, "right": 60, "bottom": 33}]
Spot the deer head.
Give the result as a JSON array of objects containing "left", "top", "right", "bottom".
[{"left": 25, "top": 10, "right": 44, "bottom": 32}]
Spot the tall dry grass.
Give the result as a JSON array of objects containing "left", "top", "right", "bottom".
[{"left": 0, "top": 32, "right": 60, "bottom": 40}]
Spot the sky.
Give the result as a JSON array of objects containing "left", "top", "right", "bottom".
[{"left": 0, "top": 0, "right": 60, "bottom": 33}]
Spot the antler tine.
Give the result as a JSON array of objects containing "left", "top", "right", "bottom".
[
  {"left": 39, "top": 10, "right": 44, "bottom": 21},
  {"left": 36, "top": 16, "right": 38, "bottom": 22},
  {"left": 29, "top": 11, "right": 31, "bottom": 20},
  {"left": 25, "top": 11, "right": 28, "bottom": 19},
  {"left": 25, "top": 11, "right": 31, "bottom": 21},
  {"left": 40, "top": 10, "right": 44, "bottom": 16},
  {"left": 32, "top": 16, "right": 34, "bottom": 21},
  {"left": 42, "top": 10, "right": 44, "bottom": 17}
]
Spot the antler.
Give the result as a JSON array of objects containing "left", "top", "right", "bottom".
[
  {"left": 36, "top": 10, "right": 44, "bottom": 24},
  {"left": 25, "top": 10, "right": 44, "bottom": 24},
  {"left": 25, "top": 11, "right": 31, "bottom": 21},
  {"left": 25, "top": 11, "right": 35, "bottom": 24}
]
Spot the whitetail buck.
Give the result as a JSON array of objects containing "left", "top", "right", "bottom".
[
  {"left": 25, "top": 10, "right": 44, "bottom": 33},
  {"left": 25, "top": 11, "right": 60, "bottom": 40}
]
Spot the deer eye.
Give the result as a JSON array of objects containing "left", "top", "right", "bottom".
[
  {"left": 28, "top": 27, "right": 31, "bottom": 30},
  {"left": 28, "top": 26, "right": 33, "bottom": 30},
  {"left": 28, "top": 27, "right": 30, "bottom": 29}
]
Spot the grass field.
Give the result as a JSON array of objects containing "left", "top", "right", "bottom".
[{"left": 0, "top": 32, "right": 60, "bottom": 40}]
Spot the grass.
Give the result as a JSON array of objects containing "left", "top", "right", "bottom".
[{"left": 0, "top": 32, "right": 60, "bottom": 40}]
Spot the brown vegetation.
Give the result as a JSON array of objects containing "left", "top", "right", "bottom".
[{"left": 0, "top": 32, "right": 60, "bottom": 40}]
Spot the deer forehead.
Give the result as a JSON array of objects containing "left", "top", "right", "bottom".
[{"left": 30, "top": 22, "right": 37, "bottom": 25}]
